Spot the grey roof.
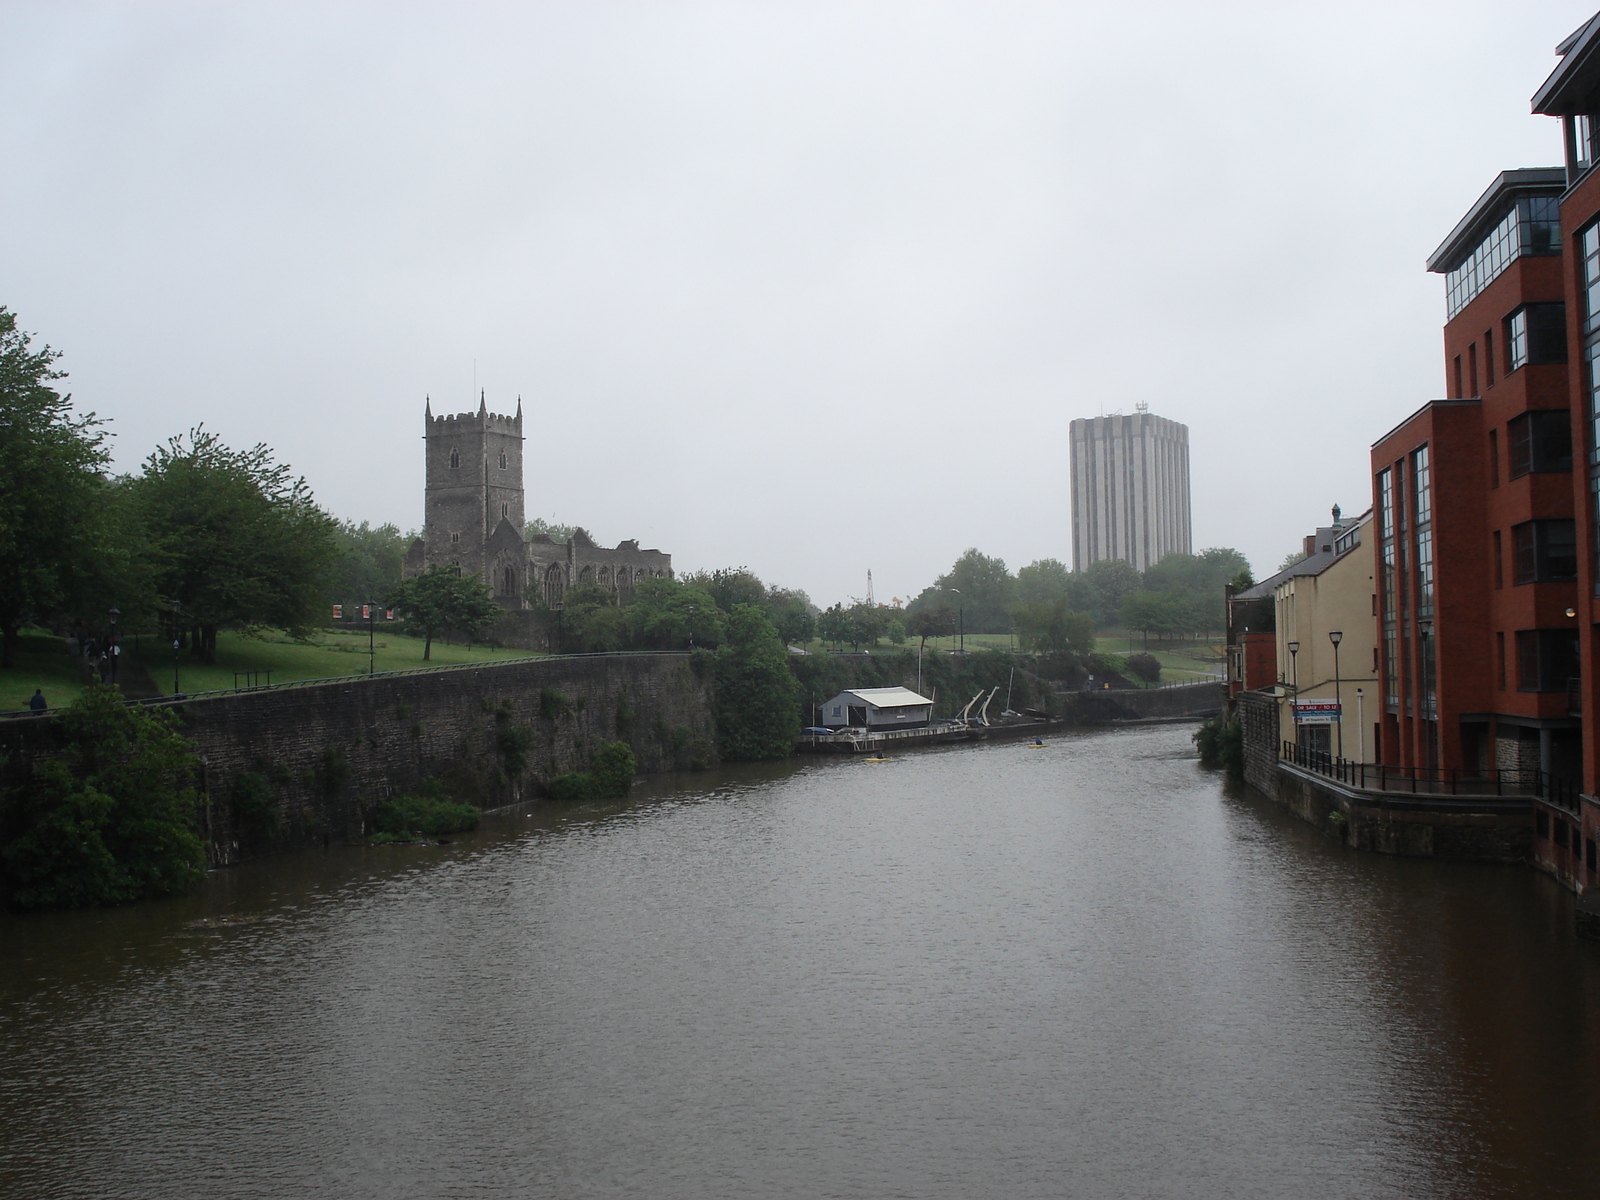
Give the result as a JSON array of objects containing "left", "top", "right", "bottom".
[
  {"left": 1533, "top": 12, "right": 1600, "bottom": 114},
  {"left": 1233, "top": 510, "right": 1373, "bottom": 600},
  {"left": 1425, "top": 168, "right": 1567, "bottom": 273},
  {"left": 833, "top": 687, "right": 933, "bottom": 708}
]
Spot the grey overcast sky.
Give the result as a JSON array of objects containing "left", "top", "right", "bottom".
[{"left": 2, "top": 1, "right": 1594, "bottom": 605}]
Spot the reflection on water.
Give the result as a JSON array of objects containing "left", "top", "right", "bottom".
[{"left": 2, "top": 725, "right": 1598, "bottom": 1199}]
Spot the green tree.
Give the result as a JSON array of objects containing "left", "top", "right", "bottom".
[
  {"left": 559, "top": 583, "right": 627, "bottom": 652},
  {"left": 0, "top": 309, "right": 121, "bottom": 667},
  {"left": 845, "top": 600, "right": 887, "bottom": 650},
  {"left": 0, "top": 684, "right": 205, "bottom": 908},
  {"left": 1013, "top": 596, "right": 1095, "bottom": 655},
  {"left": 817, "top": 602, "right": 851, "bottom": 648},
  {"left": 682, "top": 567, "right": 767, "bottom": 613},
  {"left": 524, "top": 516, "right": 576, "bottom": 544},
  {"left": 714, "top": 604, "right": 799, "bottom": 760},
  {"left": 127, "top": 429, "right": 340, "bottom": 662},
  {"left": 921, "top": 549, "right": 1015, "bottom": 634},
  {"left": 906, "top": 604, "right": 955, "bottom": 651},
  {"left": 767, "top": 588, "right": 816, "bottom": 646},
  {"left": 1083, "top": 558, "right": 1142, "bottom": 626},
  {"left": 328, "top": 520, "right": 410, "bottom": 611},
  {"left": 386, "top": 563, "right": 502, "bottom": 659},
  {"left": 623, "top": 577, "right": 725, "bottom": 649}
]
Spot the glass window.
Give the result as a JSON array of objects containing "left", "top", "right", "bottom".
[
  {"left": 1507, "top": 410, "right": 1573, "bottom": 476},
  {"left": 1505, "top": 303, "right": 1567, "bottom": 370},
  {"left": 1445, "top": 197, "right": 1562, "bottom": 319},
  {"left": 1576, "top": 115, "right": 1596, "bottom": 170},
  {"left": 1414, "top": 527, "right": 1434, "bottom": 618},
  {"left": 1585, "top": 224, "right": 1600, "bottom": 333},
  {"left": 1412, "top": 445, "right": 1431, "bottom": 525},
  {"left": 1516, "top": 629, "right": 1580, "bottom": 692},
  {"left": 1511, "top": 519, "right": 1578, "bottom": 583}
]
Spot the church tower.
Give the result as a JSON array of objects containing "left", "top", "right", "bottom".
[{"left": 422, "top": 393, "right": 525, "bottom": 586}]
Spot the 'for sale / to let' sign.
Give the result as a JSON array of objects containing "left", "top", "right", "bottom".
[{"left": 1293, "top": 700, "right": 1341, "bottom": 725}]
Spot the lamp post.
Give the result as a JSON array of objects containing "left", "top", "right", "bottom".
[
  {"left": 1329, "top": 629, "right": 1344, "bottom": 759},
  {"left": 948, "top": 588, "right": 963, "bottom": 654},
  {"left": 107, "top": 605, "right": 120, "bottom": 684},
  {"left": 1286, "top": 640, "right": 1299, "bottom": 749},
  {"left": 171, "top": 599, "right": 182, "bottom": 697},
  {"left": 1356, "top": 687, "right": 1365, "bottom": 762},
  {"left": 366, "top": 603, "right": 376, "bottom": 675},
  {"left": 686, "top": 603, "right": 696, "bottom": 651}
]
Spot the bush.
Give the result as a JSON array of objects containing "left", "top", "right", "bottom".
[
  {"left": 0, "top": 685, "right": 205, "bottom": 908},
  {"left": 548, "top": 739, "right": 637, "bottom": 801},
  {"left": 371, "top": 781, "right": 479, "bottom": 839},
  {"left": 230, "top": 770, "right": 280, "bottom": 851},
  {"left": 714, "top": 605, "right": 799, "bottom": 761},
  {"left": 1194, "top": 713, "right": 1243, "bottom": 784},
  {"left": 1125, "top": 652, "right": 1161, "bottom": 683}
]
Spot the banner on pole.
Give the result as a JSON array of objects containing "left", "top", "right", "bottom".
[{"left": 1293, "top": 700, "right": 1341, "bottom": 725}]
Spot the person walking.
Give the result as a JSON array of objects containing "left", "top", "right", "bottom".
[{"left": 28, "top": 689, "right": 46, "bottom": 713}]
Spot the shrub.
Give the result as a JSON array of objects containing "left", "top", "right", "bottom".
[
  {"left": 539, "top": 687, "right": 571, "bottom": 721},
  {"left": 1194, "top": 713, "right": 1243, "bottom": 784},
  {"left": 1125, "top": 652, "right": 1161, "bottom": 683},
  {"left": 714, "top": 605, "right": 799, "bottom": 761},
  {"left": 371, "top": 781, "right": 479, "bottom": 839},
  {"left": 497, "top": 723, "right": 534, "bottom": 778},
  {"left": 0, "top": 685, "right": 204, "bottom": 908},
  {"left": 230, "top": 770, "right": 279, "bottom": 850},
  {"left": 548, "top": 739, "right": 637, "bottom": 801}
]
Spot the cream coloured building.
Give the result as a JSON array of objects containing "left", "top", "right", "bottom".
[{"left": 1273, "top": 509, "right": 1379, "bottom": 762}]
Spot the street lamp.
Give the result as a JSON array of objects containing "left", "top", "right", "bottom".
[
  {"left": 948, "top": 588, "right": 963, "bottom": 654},
  {"left": 365, "top": 603, "right": 377, "bottom": 674},
  {"left": 1356, "top": 686, "right": 1365, "bottom": 762},
  {"left": 171, "top": 599, "right": 182, "bottom": 697},
  {"left": 1329, "top": 629, "right": 1344, "bottom": 759},
  {"left": 107, "top": 605, "right": 120, "bottom": 684},
  {"left": 1286, "top": 640, "right": 1299, "bottom": 692}
]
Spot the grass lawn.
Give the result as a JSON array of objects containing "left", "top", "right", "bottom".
[
  {"left": 150, "top": 628, "right": 537, "bottom": 695},
  {"left": 0, "top": 631, "right": 86, "bottom": 713},
  {"left": 2, "top": 627, "right": 538, "bottom": 708}
]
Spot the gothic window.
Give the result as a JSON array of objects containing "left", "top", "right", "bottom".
[
  {"left": 579, "top": 565, "right": 595, "bottom": 585},
  {"left": 501, "top": 503, "right": 509, "bottom": 519},
  {"left": 450, "top": 532, "right": 460, "bottom": 544},
  {"left": 499, "top": 450, "right": 508, "bottom": 470},
  {"left": 545, "top": 563, "right": 565, "bottom": 607},
  {"left": 449, "top": 448, "right": 460, "bottom": 470},
  {"left": 598, "top": 565, "right": 613, "bottom": 591},
  {"left": 502, "top": 566, "right": 516, "bottom": 596}
]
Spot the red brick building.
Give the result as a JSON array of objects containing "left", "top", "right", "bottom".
[
  {"left": 1531, "top": 13, "right": 1600, "bottom": 887},
  {"left": 1372, "top": 15, "right": 1600, "bottom": 891}
]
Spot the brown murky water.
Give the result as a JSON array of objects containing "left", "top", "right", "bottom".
[{"left": 2, "top": 723, "right": 1597, "bottom": 1198}]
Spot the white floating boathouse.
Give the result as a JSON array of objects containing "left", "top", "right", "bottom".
[{"left": 818, "top": 686, "right": 934, "bottom": 731}]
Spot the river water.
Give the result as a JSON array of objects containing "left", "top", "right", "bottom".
[{"left": 2, "top": 723, "right": 1598, "bottom": 1199}]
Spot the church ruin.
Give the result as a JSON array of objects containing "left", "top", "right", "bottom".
[{"left": 402, "top": 394, "right": 672, "bottom": 609}]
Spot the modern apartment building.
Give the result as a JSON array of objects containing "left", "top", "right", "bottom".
[{"left": 1069, "top": 406, "right": 1192, "bottom": 572}]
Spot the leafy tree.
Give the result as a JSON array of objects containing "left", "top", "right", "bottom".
[
  {"left": 714, "top": 605, "right": 799, "bottom": 760},
  {"left": 817, "top": 602, "right": 851, "bottom": 648},
  {"left": 682, "top": 567, "right": 767, "bottom": 613},
  {"left": 127, "top": 429, "right": 340, "bottom": 662},
  {"left": 557, "top": 583, "right": 627, "bottom": 653},
  {"left": 386, "top": 563, "right": 502, "bottom": 659},
  {"left": 548, "top": 739, "right": 638, "bottom": 800},
  {"left": 844, "top": 600, "right": 887, "bottom": 650},
  {"left": 0, "top": 684, "right": 204, "bottom": 908},
  {"left": 0, "top": 309, "right": 121, "bottom": 667},
  {"left": 925, "top": 548, "right": 1015, "bottom": 634},
  {"left": 1083, "top": 558, "right": 1142, "bottom": 625},
  {"left": 1015, "top": 558, "right": 1092, "bottom": 613},
  {"left": 328, "top": 520, "right": 410, "bottom": 611},
  {"left": 906, "top": 604, "right": 955, "bottom": 651},
  {"left": 1125, "top": 652, "right": 1162, "bottom": 683},
  {"left": 524, "top": 516, "right": 577, "bottom": 543},
  {"left": 623, "top": 577, "right": 725, "bottom": 650},
  {"left": 1013, "top": 596, "right": 1095, "bottom": 655},
  {"left": 767, "top": 588, "right": 816, "bottom": 646}
]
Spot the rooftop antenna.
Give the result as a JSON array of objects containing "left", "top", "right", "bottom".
[{"left": 1136, "top": 401, "right": 1149, "bottom": 414}]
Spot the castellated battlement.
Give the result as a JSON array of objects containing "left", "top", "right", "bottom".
[{"left": 429, "top": 410, "right": 521, "bottom": 432}]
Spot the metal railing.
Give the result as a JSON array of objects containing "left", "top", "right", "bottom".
[{"left": 1280, "top": 741, "right": 1580, "bottom": 811}]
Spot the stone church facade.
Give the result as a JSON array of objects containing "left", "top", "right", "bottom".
[{"left": 402, "top": 395, "right": 672, "bottom": 609}]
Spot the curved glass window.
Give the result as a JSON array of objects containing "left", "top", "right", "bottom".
[{"left": 1445, "top": 196, "right": 1562, "bottom": 319}]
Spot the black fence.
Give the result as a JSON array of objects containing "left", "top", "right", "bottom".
[{"left": 1280, "top": 741, "right": 1581, "bottom": 813}]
